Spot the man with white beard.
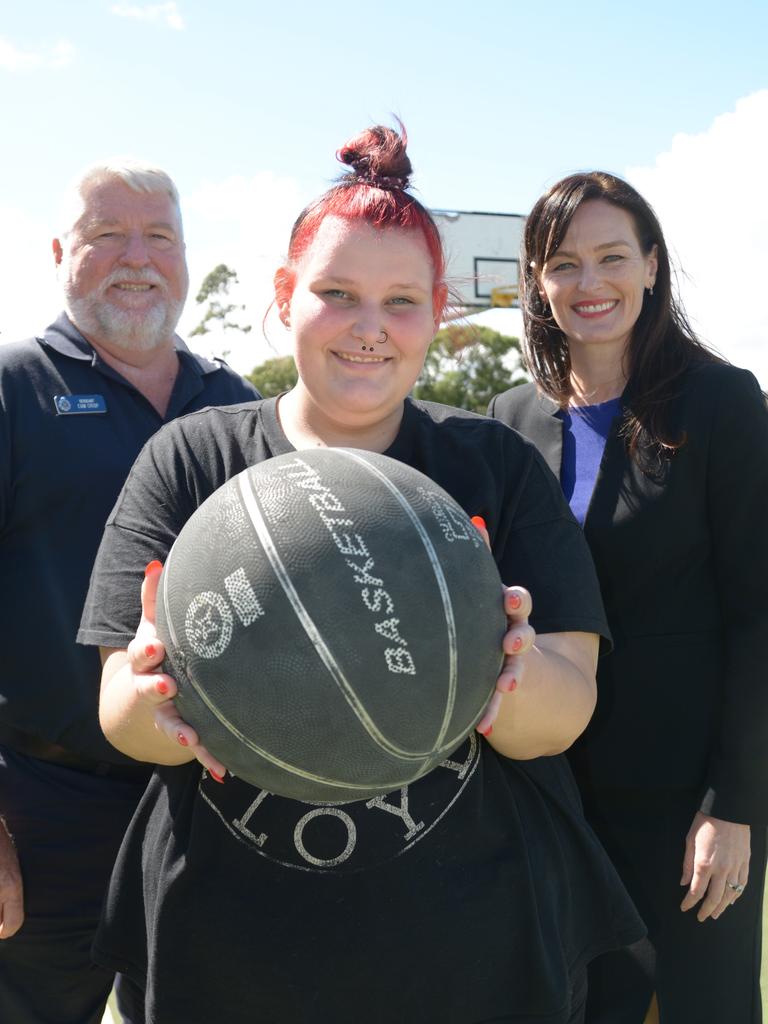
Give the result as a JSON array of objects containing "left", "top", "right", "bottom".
[{"left": 0, "top": 160, "right": 259, "bottom": 1024}]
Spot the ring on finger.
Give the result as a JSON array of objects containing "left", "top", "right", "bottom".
[{"left": 726, "top": 881, "right": 745, "bottom": 894}]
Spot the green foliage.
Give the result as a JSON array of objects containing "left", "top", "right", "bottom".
[
  {"left": 413, "top": 325, "right": 526, "bottom": 413},
  {"left": 190, "top": 264, "right": 252, "bottom": 338},
  {"left": 247, "top": 355, "right": 298, "bottom": 397}
]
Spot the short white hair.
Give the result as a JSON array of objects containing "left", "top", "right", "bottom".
[{"left": 57, "top": 157, "right": 182, "bottom": 239}]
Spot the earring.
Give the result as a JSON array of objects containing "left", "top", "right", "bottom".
[{"left": 648, "top": 285, "right": 654, "bottom": 297}]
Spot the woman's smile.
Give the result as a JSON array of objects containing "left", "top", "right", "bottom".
[
  {"left": 571, "top": 299, "right": 619, "bottom": 318},
  {"left": 333, "top": 349, "right": 391, "bottom": 365}
]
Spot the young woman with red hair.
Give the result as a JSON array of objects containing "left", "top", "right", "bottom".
[{"left": 78, "top": 126, "right": 642, "bottom": 1024}]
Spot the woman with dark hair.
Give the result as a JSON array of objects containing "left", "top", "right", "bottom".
[
  {"left": 77, "top": 133, "right": 643, "bottom": 1024},
  {"left": 489, "top": 171, "right": 768, "bottom": 1023}
]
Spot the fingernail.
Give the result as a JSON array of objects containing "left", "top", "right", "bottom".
[
  {"left": 499, "top": 676, "right": 517, "bottom": 693},
  {"left": 156, "top": 680, "right": 168, "bottom": 696},
  {"left": 509, "top": 593, "right": 522, "bottom": 610},
  {"left": 177, "top": 732, "right": 188, "bottom": 747},
  {"left": 511, "top": 636, "right": 523, "bottom": 653},
  {"left": 471, "top": 516, "right": 487, "bottom": 531},
  {"left": 145, "top": 643, "right": 157, "bottom": 658},
  {"left": 209, "top": 769, "right": 225, "bottom": 784},
  {"left": 476, "top": 693, "right": 502, "bottom": 736},
  {"left": 145, "top": 560, "right": 162, "bottom": 576}
]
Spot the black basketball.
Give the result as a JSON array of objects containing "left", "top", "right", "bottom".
[{"left": 155, "top": 448, "right": 505, "bottom": 802}]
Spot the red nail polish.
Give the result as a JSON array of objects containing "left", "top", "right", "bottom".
[
  {"left": 471, "top": 516, "right": 487, "bottom": 531},
  {"left": 478, "top": 723, "right": 493, "bottom": 737},
  {"left": 511, "top": 637, "right": 523, "bottom": 653},
  {"left": 509, "top": 593, "right": 522, "bottom": 610},
  {"left": 156, "top": 680, "right": 168, "bottom": 696},
  {"left": 209, "top": 769, "right": 225, "bottom": 784},
  {"left": 145, "top": 643, "right": 157, "bottom": 659},
  {"left": 502, "top": 677, "right": 517, "bottom": 693},
  {"left": 145, "top": 560, "right": 162, "bottom": 576},
  {"left": 177, "top": 732, "right": 188, "bottom": 747}
]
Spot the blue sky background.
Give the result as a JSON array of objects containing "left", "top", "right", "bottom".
[{"left": 1, "top": 1, "right": 767, "bottom": 377}]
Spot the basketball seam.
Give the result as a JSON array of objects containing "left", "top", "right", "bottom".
[
  {"left": 336, "top": 450, "right": 459, "bottom": 752},
  {"left": 237, "top": 468, "right": 435, "bottom": 765}
]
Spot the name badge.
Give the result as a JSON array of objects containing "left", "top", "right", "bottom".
[{"left": 53, "top": 394, "right": 108, "bottom": 415}]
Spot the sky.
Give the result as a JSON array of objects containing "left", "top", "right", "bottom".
[{"left": 1, "top": 0, "right": 767, "bottom": 381}]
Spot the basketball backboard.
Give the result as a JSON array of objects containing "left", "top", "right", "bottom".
[{"left": 432, "top": 209, "right": 525, "bottom": 309}]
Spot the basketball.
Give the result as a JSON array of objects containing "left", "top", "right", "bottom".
[{"left": 155, "top": 448, "right": 506, "bottom": 803}]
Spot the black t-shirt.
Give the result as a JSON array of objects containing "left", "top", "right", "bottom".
[{"left": 79, "top": 397, "right": 642, "bottom": 1024}]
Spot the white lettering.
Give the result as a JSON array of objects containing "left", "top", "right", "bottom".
[
  {"left": 374, "top": 617, "right": 408, "bottom": 646},
  {"left": 233, "top": 789, "right": 271, "bottom": 847},
  {"left": 332, "top": 532, "right": 370, "bottom": 558},
  {"left": 384, "top": 647, "right": 416, "bottom": 675},
  {"left": 308, "top": 490, "right": 345, "bottom": 513},
  {"left": 365, "top": 788, "right": 425, "bottom": 841},
  {"left": 266, "top": 454, "right": 416, "bottom": 677},
  {"left": 439, "top": 732, "right": 478, "bottom": 779},
  {"left": 318, "top": 512, "right": 354, "bottom": 532},
  {"left": 419, "top": 486, "right": 481, "bottom": 547},
  {"left": 294, "top": 807, "right": 357, "bottom": 867},
  {"left": 224, "top": 567, "right": 264, "bottom": 626},
  {"left": 347, "top": 557, "right": 383, "bottom": 589},
  {"left": 361, "top": 587, "right": 394, "bottom": 615}
]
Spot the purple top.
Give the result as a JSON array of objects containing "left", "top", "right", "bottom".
[{"left": 558, "top": 397, "right": 622, "bottom": 525}]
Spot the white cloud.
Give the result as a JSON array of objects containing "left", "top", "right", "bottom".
[
  {"left": 626, "top": 90, "right": 768, "bottom": 388},
  {"left": 110, "top": 3, "right": 185, "bottom": 30},
  {"left": 0, "top": 36, "right": 74, "bottom": 71},
  {"left": 49, "top": 40, "right": 76, "bottom": 68}
]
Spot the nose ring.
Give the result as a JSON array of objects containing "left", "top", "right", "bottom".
[{"left": 360, "top": 330, "right": 388, "bottom": 351}]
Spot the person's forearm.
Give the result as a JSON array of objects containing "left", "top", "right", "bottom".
[
  {"left": 487, "top": 632, "right": 597, "bottom": 759},
  {"left": 99, "top": 648, "right": 194, "bottom": 765}
]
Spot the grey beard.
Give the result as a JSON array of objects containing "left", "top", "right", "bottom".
[
  {"left": 63, "top": 267, "right": 186, "bottom": 352},
  {"left": 66, "top": 293, "right": 185, "bottom": 352}
]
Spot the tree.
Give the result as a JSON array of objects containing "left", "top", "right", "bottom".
[
  {"left": 191, "top": 264, "right": 252, "bottom": 340},
  {"left": 247, "top": 355, "right": 298, "bottom": 397},
  {"left": 413, "top": 325, "right": 526, "bottom": 413}
]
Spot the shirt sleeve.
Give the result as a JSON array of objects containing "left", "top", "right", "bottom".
[
  {"left": 0, "top": 379, "right": 10, "bottom": 536},
  {"left": 78, "top": 427, "right": 200, "bottom": 649},
  {"left": 699, "top": 368, "right": 768, "bottom": 822}
]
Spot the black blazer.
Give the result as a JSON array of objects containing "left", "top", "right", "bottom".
[{"left": 489, "top": 362, "right": 768, "bottom": 824}]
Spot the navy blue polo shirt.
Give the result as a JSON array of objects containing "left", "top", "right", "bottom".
[{"left": 0, "top": 313, "right": 260, "bottom": 763}]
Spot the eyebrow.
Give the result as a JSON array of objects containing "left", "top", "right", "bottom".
[
  {"left": 84, "top": 218, "right": 178, "bottom": 233},
  {"left": 551, "top": 239, "right": 634, "bottom": 258},
  {"left": 321, "top": 275, "right": 427, "bottom": 290}
]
